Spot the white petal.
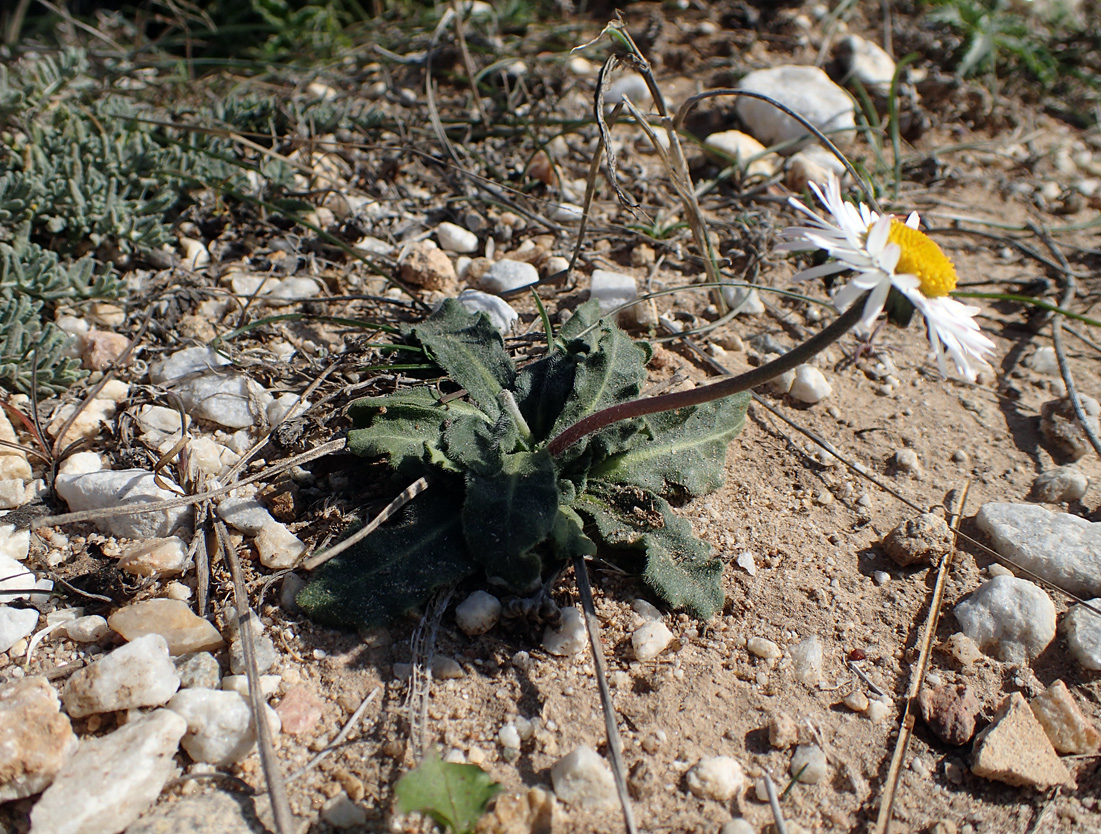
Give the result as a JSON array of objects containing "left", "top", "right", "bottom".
[
  {"left": 905, "top": 211, "right": 920, "bottom": 229},
  {"left": 790, "top": 260, "right": 850, "bottom": 283}
]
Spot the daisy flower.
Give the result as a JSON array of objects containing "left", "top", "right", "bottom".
[{"left": 778, "top": 176, "right": 995, "bottom": 382}]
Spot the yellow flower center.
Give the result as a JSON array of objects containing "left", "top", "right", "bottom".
[{"left": 886, "top": 219, "right": 957, "bottom": 297}]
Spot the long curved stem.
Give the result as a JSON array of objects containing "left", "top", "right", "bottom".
[{"left": 546, "top": 298, "right": 866, "bottom": 457}]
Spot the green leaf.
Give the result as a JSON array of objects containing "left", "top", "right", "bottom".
[
  {"left": 442, "top": 408, "right": 519, "bottom": 477},
  {"left": 589, "top": 393, "right": 750, "bottom": 499},
  {"left": 575, "top": 482, "right": 723, "bottom": 619},
  {"left": 296, "top": 490, "right": 475, "bottom": 629},
  {"left": 512, "top": 349, "right": 578, "bottom": 443},
  {"left": 463, "top": 450, "right": 559, "bottom": 590},
  {"left": 395, "top": 750, "right": 502, "bottom": 834},
  {"left": 408, "top": 299, "right": 516, "bottom": 420}
]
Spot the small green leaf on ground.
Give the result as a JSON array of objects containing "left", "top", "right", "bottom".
[{"left": 395, "top": 750, "right": 502, "bottom": 834}]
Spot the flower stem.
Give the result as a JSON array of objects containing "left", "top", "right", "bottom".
[{"left": 546, "top": 298, "right": 866, "bottom": 457}]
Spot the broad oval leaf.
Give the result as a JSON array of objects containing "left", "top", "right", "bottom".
[{"left": 395, "top": 750, "right": 501, "bottom": 834}]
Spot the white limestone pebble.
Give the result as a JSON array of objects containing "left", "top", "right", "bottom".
[
  {"left": 29, "top": 709, "right": 187, "bottom": 834},
  {"left": 721, "top": 820, "right": 756, "bottom": 834},
  {"left": 603, "top": 74, "right": 652, "bottom": 112},
  {"left": 0, "top": 410, "right": 32, "bottom": 481},
  {"left": 0, "top": 676, "right": 77, "bottom": 802},
  {"left": 455, "top": 590, "right": 502, "bottom": 636},
  {"left": 64, "top": 615, "right": 110, "bottom": 643},
  {"left": 631, "top": 621, "right": 674, "bottom": 662},
  {"left": 686, "top": 755, "right": 745, "bottom": 801},
  {"left": 54, "top": 468, "right": 192, "bottom": 539},
  {"left": 0, "top": 606, "right": 39, "bottom": 653},
  {"left": 62, "top": 634, "right": 180, "bottom": 718},
  {"left": 631, "top": 598, "right": 663, "bottom": 621},
  {"left": 173, "top": 373, "right": 272, "bottom": 430},
  {"left": 735, "top": 66, "right": 855, "bottom": 148},
  {"left": 175, "top": 651, "right": 221, "bottom": 690},
  {"left": 589, "top": 269, "right": 638, "bottom": 315},
  {"left": 0, "top": 553, "right": 34, "bottom": 601},
  {"left": 497, "top": 723, "right": 522, "bottom": 752},
  {"left": 722, "top": 286, "right": 766, "bottom": 315},
  {"left": 551, "top": 746, "right": 616, "bottom": 808},
  {"left": 117, "top": 536, "right": 188, "bottom": 577},
  {"left": 149, "top": 346, "right": 231, "bottom": 384},
  {"left": 217, "top": 495, "right": 274, "bottom": 536},
  {"left": 843, "top": 691, "right": 870, "bottom": 713},
  {"left": 835, "top": 34, "right": 897, "bottom": 90},
  {"left": 866, "top": 698, "right": 891, "bottom": 723},
  {"left": 436, "top": 221, "right": 479, "bottom": 253},
  {"left": 790, "top": 634, "right": 824, "bottom": 686},
  {"left": 789, "top": 365, "right": 832, "bottom": 404},
  {"left": 747, "top": 636, "right": 781, "bottom": 660},
  {"left": 1031, "top": 466, "right": 1089, "bottom": 503},
  {"left": 1063, "top": 598, "right": 1101, "bottom": 671},
  {"left": 479, "top": 259, "right": 539, "bottom": 295},
  {"left": 321, "top": 792, "right": 367, "bottom": 829},
  {"left": 168, "top": 688, "right": 278, "bottom": 766},
  {"left": 179, "top": 236, "right": 210, "bottom": 269},
  {"left": 1025, "top": 345, "right": 1060, "bottom": 376},
  {"left": 229, "top": 630, "right": 278, "bottom": 675},
  {"left": 790, "top": 743, "right": 829, "bottom": 784},
  {"left": 254, "top": 520, "right": 307, "bottom": 569},
  {"left": 975, "top": 502, "right": 1101, "bottom": 597},
  {"left": 1030, "top": 680, "right": 1101, "bottom": 754},
  {"left": 221, "top": 674, "right": 281, "bottom": 698},
  {"left": 456, "top": 289, "right": 518, "bottom": 334},
  {"left": 894, "top": 448, "right": 922, "bottom": 476},
  {"left": 953, "top": 575, "right": 1056, "bottom": 663},
  {"left": 108, "top": 599, "right": 225, "bottom": 656},
  {"left": 543, "top": 607, "right": 587, "bottom": 656},
  {"left": 703, "top": 130, "right": 779, "bottom": 178}
]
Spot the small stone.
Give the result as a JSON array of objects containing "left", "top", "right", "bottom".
[
  {"left": 686, "top": 755, "right": 745, "bottom": 801},
  {"left": 1031, "top": 466, "right": 1089, "bottom": 504},
  {"left": 944, "top": 632, "right": 983, "bottom": 667},
  {"left": 766, "top": 366, "right": 795, "bottom": 395},
  {"left": 842, "top": 691, "right": 869, "bottom": 713},
  {"left": 479, "top": 259, "right": 539, "bottom": 295},
  {"left": 108, "top": 598, "right": 225, "bottom": 656},
  {"left": 0, "top": 411, "right": 32, "bottom": 481},
  {"left": 54, "top": 468, "right": 192, "bottom": 539},
  {"left": 169, "top": 688, "right": 276, "bottom": 766},
  {"left": 173, "top": 372, "right": 272, "bottom": 430},
  {"left": 0, "top": 676, "right": 78, "bottom": 801},
  {"left": 456, "top": 289, "right": 518, "bottom": 334},
  {"left": 498, "top": 723, "right": 522, "bottom": 751},
  {"left": 735, "top": 66, "right": 855, "bottom": 148},
  {"left": 29, "top": 709, "right": 187, "bottom": 834},
  {"left": 721, "top": 820, "right": 756, "bottom": 834},
  {"left": 0, "top": 552, "right": 33, "bottom": 596},
  {"left": 229, "top": 629, "right": 278, "bottom": 675},
  {"left": 1025, "top": 346, "right": 1060, "bottom": 376},
  {"left": 321, "top": 792, "right": 366, "bottom": 829},
  {"left": 1040, "top": 395, "right": 1101, "bottom": 461},
  {"left": 953, "top": 575, "right": 1056, "bottom": 663},
  {"left": 835, "top": 34, "right": 897, "bottom": 90},
  {"left": 866, "top": 698, "right": 891, "bottom": 723},
  {"left": 125, "top": 791, "right": 267, "bottom": 834},
  {"left": 1064, "top": 598, "right": 1101, "bottom": 671},
  {"left": 175, "top": 652, "right": 221, "bottom": 690},
  {"left": 789, "top": 365, "right": 832, "bottom": 404},
  {"left": 604, "top": 74, "right": 651, "bottom": 112},
  {"left": 551, "top": 746, "right": 616, "bottom": 808},
  {"left": 893, "top": 448, "right": 922, "bottom": 476},
  {"left": 589, "top": 269, "right": 638, "bottom": 316},
  {"left": 0, "top": 606, "right": 38, "bottom": 653},
  {"left": 436, "top": 222, "right": 479, "bottom": 254},
  {"left": 542, "top": 607, "right": 586, "bottom": 656},
  {"left": 280, "top": 572, "right": 306, "bottom": 614},
  {"left": 918, "top": 684, "right": 981, "bottom": 745},
  {"left": 883, "top": 513, "right": 954, "bottom": 567},
  {"left": 1030, "top": 680, "right": 1101, "bottom": 754},
  {"left": 735, "top": 551, "right": 757, "bottom": 576},
  {"left": 971, "top": 693, "right": 1074, "bottom": 789},
  {"left": 790, "top": 635, "right": 823, "bottom": 686},
  {"left": 217, "top": 496, "right": 274, "bottom": 536},
  {"left": 401, "top": 240, "right": 457, "bottom": 292},
  {"left": 790, "top": 744, "right": 828, "bottom": 784},
  {"left": 275, "top": 685, "right": 325, "bottom": 736},
  {"left": 180, "top": 236, "right": 211, "bottom": 269},
  {"left": 220, "top": 674, "right": 281, "bottom": 698},
  {"left": 631, "top": 621, "right": 674, "bottom": 661},
  {"left": 117, "top": 536, "right": 188, "bottom": 577},
  {"left": 455, "top": 590, "right": 502, "bottom": 636},
  {"left": 873, "top": 570, "right": 891, "bottom": 586},
  {"left": 768, "top": 711, "right": 799, "bottom": 749},
  {"left": 631, "top": 599, "right": 663, "bottom": 621},
  {"left": 254, "top": 520, "right": 306, "bottom": 569},
  {"left": 80, "top": 330, "right": 130, "bottom": 372},
  {"left": 64, "top": 615, "right": 110, "bottom": 643},
  {"left": 975, "top": 502, "right": 1101, "bottom": 597},
  {"left": 747, "top": 636, "right": 781, "bottom": 660},
  {"left": 703, "top": 130, "right": 779, "bottom": 178},
  {"left": 62, "top": 634, "right": 181, "bottom": 718}
]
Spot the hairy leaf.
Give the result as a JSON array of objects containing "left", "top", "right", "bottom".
[
  {"left": 395, "top": 750, "right": 501, "bottom": 834},
  {"left": 408, "top": 299, "right": 516, "bottom": 420},
  {"left": 589, "top": 393, "right": 750, "bottom": 498},
  {"left": 512, "top": 349, "right": 577, "bottom": 443},
  {"left": 296, "top": 491, "right": 474, "bottom": 629},
  {"left": 575, "top": 483, "right": 723, "bottom": 618},
  {"left": 463, "top": 450, "right": 559, "bottom": 590},
  {"left": 442, "top": 407, "right": 519, "bottom": 477}
]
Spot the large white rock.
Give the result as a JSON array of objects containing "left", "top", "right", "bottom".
[
  {"left": 0, "top": 552, "right": 34, "bottom": 600},
  {"left": 436, "top": 221, "right": 479, "bottom": 254},
  {"left": 217, "top": 495, "right": 274, "bottom": 536},
  {"left": 168, "top": 688, "right": 277, "bottom": 767},
  {"left": 631, "top": 621, "right": 674, "bottom": 661},
  {"left": 0, "top": 676, "right": 77, "bottom": 802},
  {"left": 551, "top": 746, "right": 616, "bottom": 808},
  {"left": 148, "top": 346, "right": 231, "bottom": 384},
  {"left": 789, "top": 365, "right": 832, "bottom": 404},
  {"left": 456, "top": 290, "right": 518, "bottom": 334},
  {"left": 0, "top": 606, "right": 39, "bottom": 653},
  {"left": 1063, "top": 598, "right": 1101, "bottom": 671},
  {"left": 975, "top": 503, "right": 1101, "bottom": 597},
  {"left": 686, "top": 756, "right": 745, "bottom": 800},
  {"left": 735, "top": 66, "right": 855, "bottom": 149},
  {"left": 589, "top": 269, "right": 638, "bottom": 315},
  {"left": 454, "top": 590, "right": 502, "bottom": 636},
  {"left": 542, "top": 607, "right": 587, "bottom": 656},
  {"left": 62, "top": 634, "right": 181, "bottom": 718},
  {"left": 29, "top": 709, "right": 187, "bottom": 834},
  {"left": 172, "top": 372, "right": 272, "bottom": 430},
  {"left": 54, "top": 468, "right": 192, "bottom": 539},
  {"left": 254, "top": 520, "right": 306, "bottom": 569},
  {"left": 953, "top": 575, "right": 1056, "bottom": 663},
  {"left": 836, "top": 34, "right": 897, "bottom": 90},
  {"left": 479, "top": 259, "right": 539, "bottom": 295}
]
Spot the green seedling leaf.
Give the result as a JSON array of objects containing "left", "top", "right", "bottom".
[
  {"left": 408, "top": 299, "right": 516, "bottom": 420},
  {"left": 590, "top": 393, "right": 750, "bottom": 499},
  {"left": 296, "top": 489, "right": 475, "bottom": 629},
  {"left": 443, "top": 408, "right": 519, "bottom": 477},
  {"left": 463, "top": 450, "right": 559, "bottom": 590},
  {"left": 395, "top": 750, "right": 502, "bottom": 834},
  {"left": 575, "top": 482, "right": 723, "bottom": 618},
  {"left": 512, "top": 349, "right": 578, "bottom": 443}
]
